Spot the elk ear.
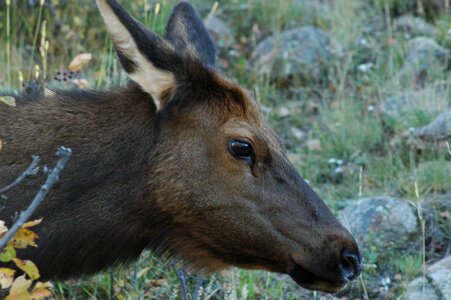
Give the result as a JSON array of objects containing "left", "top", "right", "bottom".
[
  {"left": 165, "top": 2, "right": 216, "bottom": 67},
  {"left": 96, "top": 0, "right": 178, "bottom": 110}
]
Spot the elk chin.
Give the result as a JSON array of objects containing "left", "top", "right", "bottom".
[{"left": 288, "top": 263, "right": 348, "bottom": 293}]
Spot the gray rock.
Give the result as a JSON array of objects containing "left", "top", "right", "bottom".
[
  {"left": 397, "top": 37, "right": 450, "bottom": 85},
  {"left": 204, "top": 14, "right": 234, "bottom": 49},
  {"left": 373, "top": 0, "right": 442, "bottom": 21},
  {"left": 404, "top": 108, "right": 451, "bottom": 143},
  {"left": 381, "top": 86, "right": 450, "bottom": 125},
  {"left": 403, "top": 255, "right": 451, "bottom": 300},
  {"left": 395, "top": 15, "right": 439, "bottom": 38},
  {"left": 340, "top": 197, "right": 418, "bottom": 258},
  {"left": 293, "top": 0, "right": 332, "bottom": 25},
  {"left": 250, "top": 26, "right": 333, "bottom": 84}
]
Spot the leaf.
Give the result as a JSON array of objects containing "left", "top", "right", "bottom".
[
  {"left": 0, "top": 268, "right": 15, "bottom": 289},
  {"left": 22, "top": 219, "right": 42, "bottom": 228},
  {"left": 12, "top": 258, "right": 40, "bottom": 280},
  {"left": 10, "top": 228, "right": 38, "bottom": 249},
  {"left": 6, "top": 275, "right": 32, "bottom": 300},
  {"left": 31, "top": 281, "right": 53, "bottom": 300},
  {"left": 0, "top": 220, "right": 8, "bottom": 238},
  {"left": 0, "top": 245, "right": 17, "bottom": 262},
  {"left": 0, "top": 96, "right": 16, "bottom": 107},
  {"left": 68, "top": 53, "right": 92, "bottom": 71}
]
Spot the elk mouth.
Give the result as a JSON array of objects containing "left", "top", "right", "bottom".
[{"left": 288, "top": 262, "right": 349, "bottom": 293}]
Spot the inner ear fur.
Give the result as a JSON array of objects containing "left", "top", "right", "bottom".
[{"left": 97, "top": 0, "right": 179, "bottom": 110}]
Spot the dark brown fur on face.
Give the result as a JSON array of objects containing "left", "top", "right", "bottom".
[{"left": 0, "top": 0, "right": 362, "bottom": 293}]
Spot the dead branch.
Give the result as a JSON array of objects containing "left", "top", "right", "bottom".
[
  {"left": 0, "top": 155, "right": 41, "bottom": 195},
  {"left": 0, "top": 146, "right": 71, "bottom": 250}
]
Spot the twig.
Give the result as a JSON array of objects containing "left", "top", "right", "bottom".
[
  {"left": 173, "top": 263, "right": 188, "bottom": 300},
  {"left": 0, "top": 146, "right": 71, "bottom": 250},
  {"left": 193, "top": 275, "right": 204, "bottom": 300},
  {"left": 0, "top": 155, "right": 41, "bottom": 194}
]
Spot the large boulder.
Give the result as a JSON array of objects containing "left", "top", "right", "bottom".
[
  {"left": 250, "top": 26, "right": 333, "bottom": 84},
  {"left": 340, "top": 197, "right": 418, "bottom": 258},
  {"left": 381, "top": 86, "right": 450, "bottom": 127},
  {"left": 204, "top": 14, "right": 234, "bottom": 50},
  {"left": 397, "top": 37, "right": 450, "bottom": 85},
  {"left": 403, "top": 255, "right": 451, "bottom": 300},
  {"left": 293, "top": 0, "right": 332, "bottom": 25},
  {"left": 403, "top": 108, "right": 451, "bottom": 147},
  {"left": 395, "top": 15, "right": 439, "bottom": 38}
]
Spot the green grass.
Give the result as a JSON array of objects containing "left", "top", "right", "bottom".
[{"left": 1, "top": 0, "right": 450, "bottom": 299}]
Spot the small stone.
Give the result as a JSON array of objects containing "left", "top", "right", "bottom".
[
  {"left": 279, "top": 107, "right": 290, "bottom": 118},
  {"left": 306, "top": 139, "right": 321, "bottom": 151},
  {"left": 290, "top": 127, "right": 306, "bottom": 141}
]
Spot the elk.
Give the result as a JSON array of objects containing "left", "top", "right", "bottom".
[{"left": 0, "top": 0, "right": 362, "bottom": 293}]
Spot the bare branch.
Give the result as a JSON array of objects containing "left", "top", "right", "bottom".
[
  {"left": 0, "top": 146, "right": 72, "bottom": 250},
  {"left": 0, "top": 155, "right": 41, "bottom": 194},
  {"left": 173, "top": 263, "right": 188, "bottom": 300}
]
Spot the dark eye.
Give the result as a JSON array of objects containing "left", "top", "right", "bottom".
[{"left": 228, "top": 140, "right": 254, "bottom": 161}]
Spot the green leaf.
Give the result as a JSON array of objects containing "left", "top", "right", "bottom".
[
  {"left": 12, "top": 258, "right": 40, "bottom": 280},
  {"left": 0, "top": 245, "right": 17, "bottom": 262}
]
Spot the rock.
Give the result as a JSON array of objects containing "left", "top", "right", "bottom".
[
  {"left": 422, "top": 194, "right": 451, "bottom": 257},
  {"left": 293, "top": 0, "right": 332, "bottom": 25},
  {"left": 250, "top": 26, "right": 333, "bottom": 84},
  {"left": 403, "top": 255, "right": 451, "bottom": 300},
  {"left": 278, "top": 106, "right": 291, "bottom": 118},
  {"left": 395, "top": 15, "right": 439, "bottom": 38},
  {"left": 381, "top": 86, "right": 450, "bottom": 125},
  {"left": 397, "top": 37, "right": 450, "bottom": 85},
  {"left": 204, "top": 14, "right": 234, "bottom": 49},
  {"left": 290, "top": 127, "right": 306, "bottom": 141},
  {"left": 306, "top": 139, "right": 321, "bottom": 151},
  {"left": 404, "top": 108, "right": 451, "bottom": 146},
  {"left": 373, "top": 0, "right": 442, "bottom": 22},
  {"left": 340, "top": 197, "right": 418, "bottom": 258}
]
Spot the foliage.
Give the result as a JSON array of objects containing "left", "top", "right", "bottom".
[{"left": 0, "top": 219, "right": 53, "bottom": 299}]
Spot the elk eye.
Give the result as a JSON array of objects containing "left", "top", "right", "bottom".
[{"left": 228, "top": 140, "right": 254, "bottom": 161}]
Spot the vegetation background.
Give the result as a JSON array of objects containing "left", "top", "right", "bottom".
[{"left": 0, "top": 0, "right": 449, "bottom": 299}]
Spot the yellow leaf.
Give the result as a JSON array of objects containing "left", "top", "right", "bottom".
[
  {"left": 12, "top": 258, "right": 40, "bottom": 280},
  {"left": 0, "top": 220, "right": 8, "bottom": 238},
  {"left": 0, "top": 268, "right": 15, "bottom": 289},
  {"left": 31, "top": 287, "right": 52, "bottom": 300},
  {"left": 0, "top": 96, "right": 16, "bottom": 107},
  {"left": 0, "top": 245, "right": 17, "bottom": 262},
  {"left": 10, "top": 228, "right": 38, "bottom": 249},
  {"left": 31, "top": 282, "right": 54, "bottom": 300},
  {"left": 6, "top": 275, "right": 32, "bottom": 300},
  {"left": 22, "top": 219, "right": 42, "bottom": 228},
  {"left": 68, "top": 53, "right": 92, "bottom": 72}
]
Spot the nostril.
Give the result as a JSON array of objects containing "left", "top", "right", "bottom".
[{"left": 340, "top": 249, "right": 362, "bottom": 281}]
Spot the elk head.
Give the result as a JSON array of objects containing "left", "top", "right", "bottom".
[{"left": 97, "top": 0, "right": 362, "bottom": 292}]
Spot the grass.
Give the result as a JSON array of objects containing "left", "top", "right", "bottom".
[{"left": 1, "top": 0, "right": 450, "bottom": 299}]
